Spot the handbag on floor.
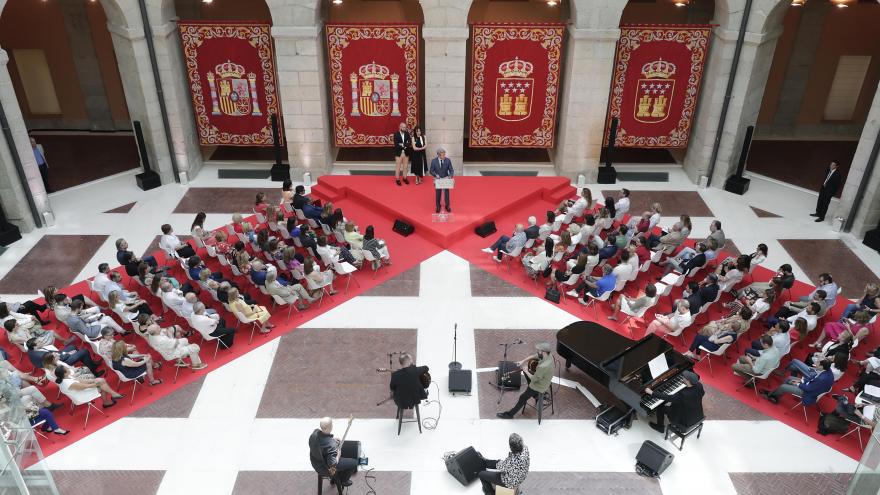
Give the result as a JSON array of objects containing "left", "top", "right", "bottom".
[{"left": 544, "top": 286, "right": 561, "bottom": 304}]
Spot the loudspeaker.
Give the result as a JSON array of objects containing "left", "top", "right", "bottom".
[
  {"left": 136, "top": 172, "right": 161, "bottom": 191},
  {"left": 132, "top": 120, "right": 162, "bottom": 191},
  {"left": 269, "top": 114, "right": 290, "bottom": 182},
  {"left": 723, "top": 175, "right": 751, "bottom": 195},
  {"left": 474, "top": 221, "right": 497, "bottom": 238},
  {"left": 393, "top": 219, "right": 414, "bottom": 237},
  {"left": 448, "top": 369, "right": 472, "bottom": 394},
  {"left": 341, "top": 440, "right": 361, "bottom": 460},
  {"left": 635, "top": 440, "right": 674, "bottom": 476},
  {"left": 864, "top": 228, "right": 880, "bottom": 253},
  {"left": 597, "top": 166, "right": 617, "bottom": 184},
  {"left": 445, "top": 446, "right": 483, "bottom": 486},
  {"left": 496, "top": 361, "right": 521, "bottom": 390}
]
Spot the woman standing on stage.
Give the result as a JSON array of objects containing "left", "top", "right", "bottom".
[
  {"left": 393, "top": 122, "right": 411, "bottom": 186},
  {"left": 410, "top": 126, "right": 427, "bottom": 184}
]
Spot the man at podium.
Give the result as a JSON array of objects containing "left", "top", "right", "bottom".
[{"left": 430, "top": 147, "right": 454, "bottom": 214}]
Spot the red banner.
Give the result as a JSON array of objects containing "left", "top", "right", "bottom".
[
  {"left": 605, "top": 24, "right": 711, "bottom": 148},
  {"left": 326, "top": 24, "right": 420, "bottom": 147},
  {"left": 469, "top": 24, "right": 564, "bottom": 148},
  {"left": 178, "top": 21, "right": 282, "bottom": 146}
]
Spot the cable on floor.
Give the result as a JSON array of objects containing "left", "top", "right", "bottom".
[{"left": 421, "top": 381, "right": 443, "bottom": 430}]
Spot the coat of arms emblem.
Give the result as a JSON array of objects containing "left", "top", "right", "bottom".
[
  {"left": 495, "top": 57, "right": 533, "bottom": 122},
  {"left": 634, "top": 59, "right": 676, "bottom": 124},
  {"left": 206, "top": 60, "right": 262, "bottom": 117},
  {"left": 349, "top": 61, "right": 401, "bottom": 117}
]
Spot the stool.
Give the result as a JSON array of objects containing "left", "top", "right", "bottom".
[
  {"left": 664, "top": 420, "right": 704, "bottom": 451},
  {"left": 316, "top": 472, "right": 343, "bottom": 495},
  {"left": 523, "top": 385, "right": 554, "bottom": 424},
  {"left": 495, "top": 485, "right": 522, "bottom": 495},
  {"left": 396, "top": 403, "right": 422, "bottom": 435}
]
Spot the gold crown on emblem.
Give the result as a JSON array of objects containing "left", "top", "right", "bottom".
[
  {"left": 498, "top": 57, "right": 533, "bottom": 78},
  {"left": 215, "top": 60, "right": 246, "bottom": 79},
  {"left": 358, "top": 61, "right": 391, "bottom": 80},
  {"left": 641, "top": 59, "right": 677, "bottom": 79}
]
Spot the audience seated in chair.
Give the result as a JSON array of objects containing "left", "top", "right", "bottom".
[
  {"left": 761, "top": 360, "right": 834, "bottom": 405},
  {"left": 159, "top": 223, "right": 196, "bottom": 259},
  {"left": 482, "top": 224, "right": 527, "bottom": 262},
  {"left": 608, "top": 283, "right": 657, "bottom": 321},
  {"left": 732, "top": 335, "right": 780, "bottom": 385},
  {"left": 137, "top": 314, "right": 207, "bottom": 370},
  {"left": 645, "top": 300, "right": 693, "bottom": 336},
  {"left": 53, "top": 365, "right": 123, "bottom": 409}
]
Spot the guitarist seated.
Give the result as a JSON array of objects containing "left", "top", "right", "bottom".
[
  {"left": 390, "top": 353, "right": 429, "bottom": 409},
  {"left": 308, "top": 417, "right": 358, "bottom": 487}
]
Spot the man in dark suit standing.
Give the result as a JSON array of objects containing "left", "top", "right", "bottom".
[
  {"left": 393, "top": 123, "right": 412, "bottom": 186},
  {"left": 390, "top": 353, "right": 429, "bottom": 410},
  {"left": 812, "top": 160, "right": 841, "bottom": 222},
  {"left": 430, "top": 147, "right": 454, "bottom": 213}
]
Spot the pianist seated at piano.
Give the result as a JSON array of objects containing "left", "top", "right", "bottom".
[
  {"left": 644, "top": 370, "right": 705, "bottom": 433},
  {"left": 607, "top": 283, "right": 657, "bottom": 321},
  {"left": 645, "top": 300, "right": 693, "bottom": 337}
]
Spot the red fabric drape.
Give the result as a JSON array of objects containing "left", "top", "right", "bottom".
[
  {"left": 326, "top": 24, "right": 420, "bottom": 147},
  {"left": 605, "top": 24, "right": 712, "bottom": 149},
  {"left": 469, "top": 24, "right": 565, "bottom": 148},
  {"left": 178, "top": 21, "right": 282, "bottom": 146}
]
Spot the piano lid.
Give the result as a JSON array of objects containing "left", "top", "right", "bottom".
[
  {"left": 556, "top": 321, "right": 636, "bottom": 365},
  {"left": 604, "top": 335, "right": 676, "bottom": 382}
]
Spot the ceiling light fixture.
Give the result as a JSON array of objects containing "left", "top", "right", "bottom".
[
  {"left": 790, "top": 0, "right": 805, "bottom": 6},
  {"left": 546, "top": 0, "right": 559, "bottom": 6},
  {"left": 674, "top": 0, "right": 690, "bottom": 7},
  {"left": 830, "top": 0, "right": 850, "bottom": 7},
  {"left": 332, "top": 0, "right": 343, "bottom": 4}
]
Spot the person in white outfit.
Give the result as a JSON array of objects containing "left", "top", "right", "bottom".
[
  {"left": 614, "top": 189, "right": 631, "bottom": 222},
  {"left": 138, "top": 315, "right": 206, "bottom": 370}
]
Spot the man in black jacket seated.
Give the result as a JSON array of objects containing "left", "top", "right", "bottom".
[
  {"left": 309, "top": 417, "right": 358, "bottom": 487},
  {"left": 390, "top": 353, "right": 428, "bottom": 410},
  {"left": 644, "top": 370, "right": 704, "bottom": 433}
]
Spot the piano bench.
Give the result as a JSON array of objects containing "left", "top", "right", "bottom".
[{"left": 664, "top": 420, "right": 704, "bottom": 451}]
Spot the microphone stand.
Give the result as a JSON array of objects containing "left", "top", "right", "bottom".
[
  {"left": 448, "top": 323, "right": 461, "bottom": 371},
  {"left": 490, "top": 340, "right": 520, "bottom": 404},
  {"left": 376, "top": 352, "right": 397, "bottom": 407}
]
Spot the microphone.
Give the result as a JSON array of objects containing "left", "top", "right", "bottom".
[
  {"left": 454, "top": 323, "right": 458, "bottom": 331},
  {"left": 514, "top": 339, "right": 524, "bottom": 345}
]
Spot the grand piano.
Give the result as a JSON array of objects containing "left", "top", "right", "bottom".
[{"left": 556, "top": 321, "right": 693, "bottom": 417}]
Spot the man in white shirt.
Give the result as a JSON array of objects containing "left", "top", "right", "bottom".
[
  {"left": 180, "top": 292, "right": 216, "bottom": 319},
  {"left": 159, "top": 224, "right": 196, "bottom": 258},
  {"left": 613, "top": 189, "right": 630, "bottom": 221},
  {"left": 160, "top": 282, "right": 187, "bottom": 314},
  {"left": 568, "top": 188, "right": 591, "bottom": 218},
  {"left": 611, "top": 251, "right": 635, "bottom": 286},
  {"left": 188, "top": 302, "right": 235, "bottom": 349},
  {"left": 92, "top": 263, "right": 111, "bottom": 296},
  {"left": 746, "top": 320, "right": 791, "bottom": 357},
  {"left": 787, "top": 303, "right": 820, "bottom": 333}
]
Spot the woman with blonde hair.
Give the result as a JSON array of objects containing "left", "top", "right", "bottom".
[
  {"left": 111, "top": 340, "right": 161, "bottom": 386},
  {"left": 227, "top": 287, "right": 273, "bottom": 334},
  {"left": 840, "top": 282, "right": 880, "bottom": 321},
  {"left": 107, "top": 290, "right": 143, "bottom": 326}
]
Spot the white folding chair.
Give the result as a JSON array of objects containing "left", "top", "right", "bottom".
[
  {"left": 498, "top": 244, "right": 524, "bottom": 271},
  {"left": 619, "top": 296, "right": 658, "bottom": 338},
  {"left": 332, "top": 261, "right": 360, "bottom": 294},
  {"left": 786, "top": 390, "right": 830, "bottom": 425},
  {"left": 696, "top": 341, "right": 733, "bottom": 376},
  {"left": 583, "top": 290, "right": 612, "bottom": 318},
  {"left": 110, "top": 366, "right": 149, "bottom": 405},
  {"left": 305, "top": 272, "right": 333, "bottom": 307},
  {"left": 361, "top": 250, "right": 387, "bottom": 279},
  {"left": 231, "top": 308, "right": 263, "bottom": 345},
  {"left": 271, "top": 293, "right": 302, "bottom": 322},
  {"left": 59, "top": 386, "right": 105, "bottom": 430},
  {"left": 736, "top": 367, "right": 776, "bottom": 402}
]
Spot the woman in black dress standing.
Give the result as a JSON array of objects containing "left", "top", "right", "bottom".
[{"left": 410, "top": 126, "right": 427, "bottom": 184}]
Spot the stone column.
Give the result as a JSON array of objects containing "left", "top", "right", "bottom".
[
  {"left": 58, "top": 0, "right": 115, "bottom": 130},
  {"left": 0, "top": 49, "right": 49, "bottom": 231},
  {"left": 682, "top": 20, "right": 784, "bottom": 186},
  {"left": 150, "top": 21, "right": 203, "bottom": 182},
  {"left": 421, "top": 0, "right": 469, "bottom": 166},
  {"left": 273, "top": 25, "right": 332, "bottom": 178},
  {"left": 106, "top": 22, "right": 172, "bottom": 183},
  {"left": 422, "top": 27, "right": 468, "bottom": 165},
  {"left": 554, "top": 26, "right": 621, "bottom": 181},
  {"left": 833, "top": 81, "right": 880, "bottom": 237}
]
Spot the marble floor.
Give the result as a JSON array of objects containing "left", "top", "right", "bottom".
[{"left": 1, "top": 163, "right": 877, "bottom": 495}]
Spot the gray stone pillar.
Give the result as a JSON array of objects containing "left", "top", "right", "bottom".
[
  {"left": 422, "top": 0, "right": 469, "bottom": 167},
  {"left": 682, "top": 20, "right": 784, "bottom": 186},
  {"left": 273, "top": 25, "right": 333, "bottom": 179},
  {"left": 834, "top": 81, "right": 880, "bottom": 237},
  {"left": 423, "top": 27, "right": 468, "bottom": 166},
  {"left": 151, "top": 21, "right": 203, "bottom": 182},
  {"left": 554, "top": 25, "right": 620, "bottom": 181},
  {"left": 0, "top": 49, "right": 49, "bottom": 232},
  {"left": 58, "top": 0, "right": 115, "bottom": 130}
]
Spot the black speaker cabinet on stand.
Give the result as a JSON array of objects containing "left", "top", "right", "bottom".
[
  {"left": 864, "top": 225, "right": 880, "bottom": 253},
  {"left": 724, "top": 125, "right": 754, "bottom": 195},
  {"left": 0, "top": 203, "right": 21, "bottom": 247},
  {"left": 133, "top": 120, "right": 161, "bottom": 191},
  {"left": 269, "top": 114, "right": 290, "bottom": 182},
  {"left": 598, "top": 117, "right": 619, "bottom": 184}
]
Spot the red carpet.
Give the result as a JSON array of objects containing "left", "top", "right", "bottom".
[{"left": 20, "top": 175, "right": 864, "bottom": 463}]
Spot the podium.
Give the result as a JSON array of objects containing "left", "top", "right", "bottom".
[{"left": 433, "top": 178, "right": 455, "bottom": 223}]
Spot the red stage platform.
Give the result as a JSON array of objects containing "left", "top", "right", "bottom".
[{"left": 311, "top": 175, "right": 573, "bottom": 248}]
